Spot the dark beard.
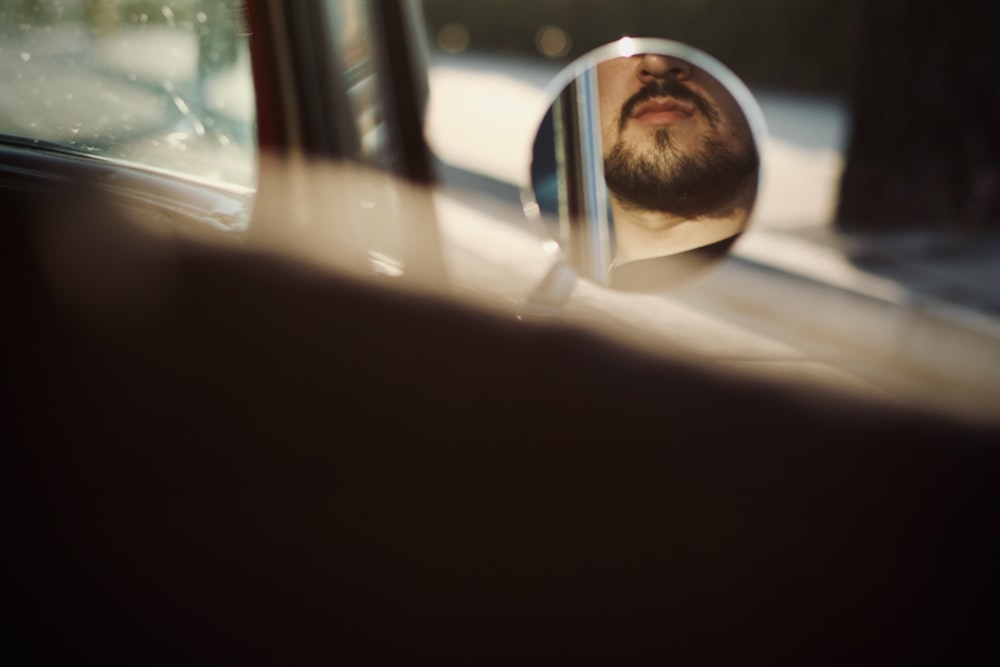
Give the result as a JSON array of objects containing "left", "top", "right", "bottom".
[{"left": 604, "top": 129, "right": 757, "bottom": 219}]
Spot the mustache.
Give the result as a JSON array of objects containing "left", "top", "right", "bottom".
[{"left": 618, "top": 79, "right": 718, "bottom": 131}]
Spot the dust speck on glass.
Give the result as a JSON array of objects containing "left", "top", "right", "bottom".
[{"left": 0, "top": 0, "right": 256, "bottom": 188}]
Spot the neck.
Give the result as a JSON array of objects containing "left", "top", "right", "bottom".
[{"left": 609, "top": 182, "right": 753, "bottom": 265}]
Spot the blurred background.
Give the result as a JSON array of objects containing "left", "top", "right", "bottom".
[
  {"left": 418, "top": 0, "right": 1000, "bottom": 418},
  {"left": 419, "top": 0, "right": 1000, "bottom": 305},
  {"left": 420, "top": 0, "right": 999, "bottom": 230},
  {"left": 422, "top": 0, "right": 861, "bottom": 96}
]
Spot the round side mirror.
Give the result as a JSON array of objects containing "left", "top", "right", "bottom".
[{"left": 524, "top": 38, "right": 766, "bottom": 292}]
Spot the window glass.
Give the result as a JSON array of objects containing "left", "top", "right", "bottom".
[{"left": 0, "top": 0, "right": 256, "bottom": 188}]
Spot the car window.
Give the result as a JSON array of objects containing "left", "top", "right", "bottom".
[{"left": 0, "top": 0, "right": 256, "bottom": 189}]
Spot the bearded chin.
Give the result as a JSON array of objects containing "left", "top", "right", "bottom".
[{"left": 603, "top": 130, "right": 757, "bottom": 219}]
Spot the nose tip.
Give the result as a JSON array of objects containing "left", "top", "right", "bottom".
[{"left": 635, "top": 54, "right": 691, "bottom": 83}]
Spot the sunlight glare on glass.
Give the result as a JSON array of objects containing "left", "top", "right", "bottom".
[{"left": 616, "top": 37, "right": 637, "bottom": 57}]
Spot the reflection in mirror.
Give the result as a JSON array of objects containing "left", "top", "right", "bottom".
[{"left": 527, "top": 39, "right": 764, "bottom": 292}]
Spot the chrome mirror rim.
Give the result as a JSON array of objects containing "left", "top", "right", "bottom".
[{"left": 520, "top": 37, "right": 769, "bottom": 284}]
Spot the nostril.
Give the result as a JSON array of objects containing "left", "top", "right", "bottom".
[
  {"left": 665, "top": 58, "right": 692, "bottom": 80},
  {"left": 668, "top": 64, "right": 690, "bottom": 80},
  {"left": 636, "top": 54, "right": 691, "bottom": 81}
]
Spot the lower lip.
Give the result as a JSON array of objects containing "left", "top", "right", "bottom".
[{"left": 634, "top": 110, "right": 693, "bottom": 126}]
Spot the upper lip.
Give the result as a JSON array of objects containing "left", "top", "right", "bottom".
[{"left": 631, "top": 97, "right": 695, "bottom": 118}]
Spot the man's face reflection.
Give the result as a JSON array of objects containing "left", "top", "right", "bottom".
[{"left": 597, "top": 54, "right": 757, "bottom": 218}]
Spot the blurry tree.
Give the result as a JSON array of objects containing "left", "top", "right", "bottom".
[{"left": 836, "top": 0, "right": 1000, "bottom": 231}]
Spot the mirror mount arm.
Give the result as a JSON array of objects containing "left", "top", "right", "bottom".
[{"left": 519, "top": 259, "right": 578, "bottom": 318}]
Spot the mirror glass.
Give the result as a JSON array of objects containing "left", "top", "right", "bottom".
[{"left": 525, "top": 38, "right": 765, "bottom": 292}]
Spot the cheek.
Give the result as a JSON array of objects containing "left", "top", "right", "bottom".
[
  {"left": 601, "top": 127, "right": 619, "bottom": 158},
  {"left": 599, "top": 105, "right": 622, "bottom": 152},
  {"left": 721, "top": 113, "right": 754, "bottom": 154},
  {"left": 599, "top": 99, "right": 615, "bottom": 125},
  {"left": 712, "top": 94, "right": 749, "bottom": 141}
]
